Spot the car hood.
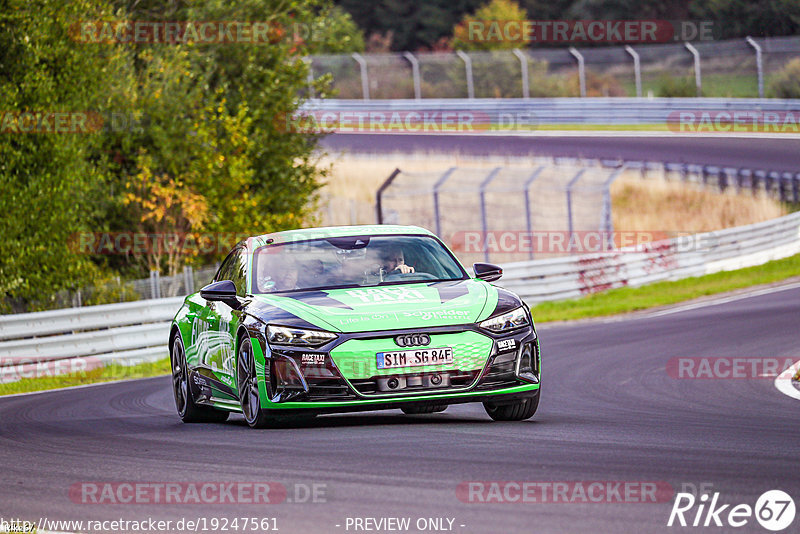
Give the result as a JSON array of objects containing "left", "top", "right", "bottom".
[{"left": 250, "top": 279, "right": 499, "bottom": 333}]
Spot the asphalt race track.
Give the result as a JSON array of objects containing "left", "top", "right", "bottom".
[
  {"left": 2, "top": 285, "right": 798, "bottom": 533},
  {"left": 321, "top": 133, "right": 800, "bottom": 172}
]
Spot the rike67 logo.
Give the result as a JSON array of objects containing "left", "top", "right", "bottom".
[{"left": 668, "top": 490, "right": 795, "bottom": 531}]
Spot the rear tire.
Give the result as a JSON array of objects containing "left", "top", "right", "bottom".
[
  {"left": 170, "top": 334, "right": 229, "bottom": 424},
  {"left": 483, "top": 395, "right": 539, "bottom": 421},
  {"left": 401, "top": 404, "right": 447, "bottom": 415},
  {"left": 237, "top": 337, "right": 270, "bottom": 429}
]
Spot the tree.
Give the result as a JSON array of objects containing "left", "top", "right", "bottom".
[{"left": 452, "top": 0, "right": 529, "bottom": 51}]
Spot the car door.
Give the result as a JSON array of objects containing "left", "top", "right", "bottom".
[
  {"left": 201, "top": 247, "right": 247, "bottom": 393},
  {"left": 195, "top": 249, "right": 238, "bottom": 395}
]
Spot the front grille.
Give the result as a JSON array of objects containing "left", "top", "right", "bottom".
[{"left": 350, "top": 370, "right": 480, "bottom": 396}]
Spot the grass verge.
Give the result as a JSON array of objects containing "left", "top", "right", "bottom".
[
  {"left": 532, "top": 253, "right": 800, "bottom": 323},
  {"left": 0, "top": 357, "right": 170, "bottom": 397}
]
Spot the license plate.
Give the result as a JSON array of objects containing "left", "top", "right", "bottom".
[{"left": 376, "top": 347, "right": 454, "bottom": 369}]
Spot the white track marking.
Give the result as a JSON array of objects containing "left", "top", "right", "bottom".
[
  {"left": 775, "top": 359, "right": 800, "bottom": 401},
  {"left": 643, "top": 281, "right": 800, "bottom": 318},
  {"left": 0, "top": 375, "right": 165, "bottom": 400},
  {"left": 332, "top": 130, "right": 800, "bottom": 139}
]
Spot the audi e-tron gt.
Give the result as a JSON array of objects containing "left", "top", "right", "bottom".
[{"left": 169, "top": 225, "right": 540, "bottom": 428}]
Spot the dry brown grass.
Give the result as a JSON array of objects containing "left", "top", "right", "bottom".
[
  {"left": 611, "top": 171, "right": 786, "bottom": 233},
  {"left": 315, "top": 154, "right": 787, "bottom": 231}
]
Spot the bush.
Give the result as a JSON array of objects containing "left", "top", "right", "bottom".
[
  {"left": 768, "top": 58, "right": 800, "bottom": 98},
  {"left": 656, "top": 76, "right": 700, "bottom": 97}
]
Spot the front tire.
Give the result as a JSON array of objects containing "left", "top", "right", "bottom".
[
  {"left": 237, "top": 337, "right": 270, "bottom": 429},
  {"left": 170, "top": 334, "right": 229, "bottom": 424},
  {"left": 483, "top": 394, "right": 539, "bottom": 421}
]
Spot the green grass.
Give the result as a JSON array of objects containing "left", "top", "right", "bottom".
[
  {"left": 0, "top": 356, "right": 170, "bottom": 397},
  {"left": 532, "top": 252, "right": 800, "bottom": 323}
]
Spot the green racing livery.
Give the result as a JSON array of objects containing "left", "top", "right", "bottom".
[{"left": 169, "top": 225, "right": 540, "bottom": 428}]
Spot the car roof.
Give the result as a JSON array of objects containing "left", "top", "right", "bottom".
[{"left": 248, "top": 225, "right": 435, "bottom": 249}]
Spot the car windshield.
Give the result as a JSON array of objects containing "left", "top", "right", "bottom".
[{"left": 251, "top": 234, "right": 467, "bottom": 293}]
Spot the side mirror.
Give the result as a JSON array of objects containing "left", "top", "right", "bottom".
[
  {"left": 473, "top": 262, "right": 503, "bottom": 282},
  {"left": 200, "top": 280, "right": 241, "bottom": 309}
]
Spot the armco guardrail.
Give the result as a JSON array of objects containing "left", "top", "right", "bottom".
[
  {"left": 1, "top": 212, "right": 798, "bottom": 381},
  {"left": 301, "top": 97, "right": 800, "bottom": 126},
  {"left": 0, "top": 298, "right": 181, "bottom": 382},
  {"left": 498, "top": 211, "right": 800, "bottom": 303}
]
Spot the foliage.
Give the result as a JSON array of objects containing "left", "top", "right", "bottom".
[
  {"left": 452, "top": 0, "right": 528, "bottom": 51},
  {"left": 768, "top": 58, "right": 800, "bottom": 98},
  {"left": 1, "top": 0, "right": 345, "bottom": 311},
  {"left": 655, "top": 75, "right": 699, "bottom": 97}
]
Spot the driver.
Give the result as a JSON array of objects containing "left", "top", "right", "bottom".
[
  {"left": 379, "top": 246, "right": 414, "bottom": 275},
  {"left": 257, "top": 256, "right": 299, "bottom": 292}
]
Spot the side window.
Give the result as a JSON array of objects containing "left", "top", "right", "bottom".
[
  {"left": 214, "top": 250, "right": 237, "bottom": 283},
  {"left": 230, "top": 249, "right": 248, "bottom": 296}
]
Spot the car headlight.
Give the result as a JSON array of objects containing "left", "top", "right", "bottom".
[
  {"left": 479, "top": 307, "right": 530, "bottom": 333},
  {"left": 266, "top": 325, "right": 337, "bottom": 347}
]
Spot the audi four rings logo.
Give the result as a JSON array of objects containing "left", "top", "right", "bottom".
[{"left": 395, "top": 333, "right": 431, "bottom": 347}]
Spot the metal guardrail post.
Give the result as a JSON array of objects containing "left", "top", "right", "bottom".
[
  {"left": 432, "top": 167, "right": 457, "bottom": 237},
  {"left": 375, "top": 168, "right": 401, "bottom": 224},
  {"left": 455, "top": 50, "right": 475, "bottom": 99},
  {"left": 565, "top": 169, "right": 586, "bottom": 250},
  {"left": 601, "top": 168, "right": 624, "bottom": 246},
  {"left": 745, "top": 37, "right": 764, "bottom": 98},
  {"left": 794, "top": 174, "right": 800, "bottom": 203},
  {"left": 303, "top": 57, "right": 314, "bottom": 99},
  {"left": 402, "top": 52, "right": 422, "bottom": 100},
  {"left": 624, "top": 45, "right": 642, "bottom": 98},
  {"left": 523, "top": 167, "right": 545, "bottom": 260},
  {"left": 183, "top": 266, "right": 194, "bottom": 295},
  {"left": 352, "top": 52, "right": 370, "bottom": 100},
  {"left": 512, "top": 49, "right": 529, "bottom": 99},
  {"left": 478, "top": 167, "right": 502, "bottom": 262},
  {"left": 568, "top": 47, "right": 586, "bottom": 97},
  {"left": 684, "top": 42, "right": 702, "bottom": 97},
  {"left": 149, "top": 270, "right": 161, "bottom": 299}
]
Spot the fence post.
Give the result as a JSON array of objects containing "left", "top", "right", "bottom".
[
  {"left": 524, "top": 166, "right": 545, "bottom": 260},
  {"left": 183, "top": 265, "right": 194, "bottom": 295},
  {"left": 432, "top": 167, "right": 457, "bottom": 237},
  {"left": 150, "top": 270, "right": 161, "bottom": 299},
  {"left": 376, "top": 168, "right": 401, "bottom": 223},
  {"left": 565, "top": 169, "right": 586, "bottom": 251},
  {"left": 478, "top": 167, "right": 502, "bottom": 263},
  {"left": 512, "top": 49, "right": 530, "bottom": 99},
  {"left": 403, "top": 52, "right": 422, "bottom": 100},
  {"left": 745, "top": 36, "right": 764, "bottom": 98},
  {"left": 624, "top": 45, "right": 642, "bottom": 97},
  {"left": 352, "top": 52, "right": 370, "bottom": 100},
  {"left": 568, "top": 47, "right": 586, "bottom": 97},
  {"left": 684, "top": 42, "right": 702, "bottom": 96},
  {"left": 303, "top": 56, "right": 314, "bottom": 99},
  {"left": 455, "top": 50, "right": 475, "bottom": 99},
  {"left": 601, "top": 168, "right": 624, "bottom": 246}
]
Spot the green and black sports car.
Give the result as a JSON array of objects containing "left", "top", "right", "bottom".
[{"left": 169, "top": 225, "right": 540, "bottom": 428}]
